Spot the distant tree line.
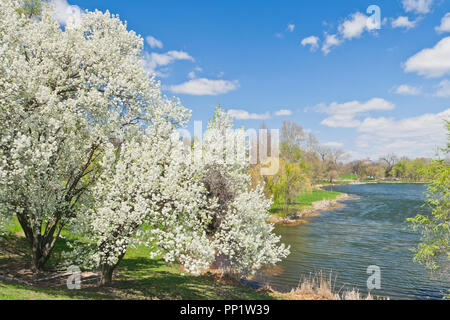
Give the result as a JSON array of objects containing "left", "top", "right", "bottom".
[
  {"left": 250, "top": 121, "right": 437, "bottom": 217},
  {"left": 348, "top": 156, "right": 432, "bottom": 182}
]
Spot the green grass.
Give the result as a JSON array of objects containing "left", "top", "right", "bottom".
[
  {"left": 271, "top": 189, "right": 342, "bottom": 216},
  {"left": 314, "top": 180, "right": 353, "bottom": 186},
  {"left": 339, "top": 174, "right": 358, "bottom": 180},
  {"left": 0, "top": 233, "right": 275, "bottom": 300},
  {"left": 0, "top": 279, "right": 117, "bottom": 300},
  {"left": 296, "top": 189, "right": 342, "bottom": 205},
  {"left": 5, "top": 218, "right": 23, "bottom": 235},
  {"left": 1, "top": 188, "right": 344, "bottom": 300}
]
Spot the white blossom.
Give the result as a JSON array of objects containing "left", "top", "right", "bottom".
[
  {"left": 0, "top": 0, "right": 189, "bottom": 270},
  {"left": 196, "top": 107, "right": 290, "bottom": 276},
  {"left": 0, "top": 1, "right": 288, "bottom": 279}
]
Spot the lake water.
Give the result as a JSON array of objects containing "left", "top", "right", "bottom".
[{"left": 259, "top": 184, "right": 450, "bottom": 300}]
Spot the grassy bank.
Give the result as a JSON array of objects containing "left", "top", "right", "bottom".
[
  {"left": 0, "top": 235, "right": 374, "bottom": 300},
  {"left": 0, "top": 234, "right": 274, "bottom": 300},
  {"left": 270, "top": 189, "right": 343, "bottom": 217},
  {"left": 0, "top": 212, "right": 376, "bottom": 300}
]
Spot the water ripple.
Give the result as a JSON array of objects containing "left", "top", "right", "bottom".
[{"left": 260, "top": 184, "right": 450, "bottom": 300}]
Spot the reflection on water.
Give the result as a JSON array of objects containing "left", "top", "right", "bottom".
[{"left": 259, "top": 184, "right": 450, "bottom": 300}]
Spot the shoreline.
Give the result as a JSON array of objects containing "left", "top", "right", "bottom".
[
  {"left": 269, "top": 180, "right": 427, "bottom": 226},
  {"left": 269, "top": 192, "right": 356, "bottom": 226},
  {"left": 318, "top": 181, "right": 428, "bottom": 188}
]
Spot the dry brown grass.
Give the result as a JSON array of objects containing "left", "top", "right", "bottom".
[{"left": 266, "top": 272, "right": 378, "bottom": 300}]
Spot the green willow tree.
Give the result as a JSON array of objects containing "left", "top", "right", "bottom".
[
  {"left": 271, "top": 159, "right": 311, "bottom": 218},
  {"left": 408, "top": 121, "right": 449, "bottom": 297}
]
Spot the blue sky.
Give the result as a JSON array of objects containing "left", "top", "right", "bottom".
[{"left": 53, "top": 0, "right": 450, "bottom": 160}]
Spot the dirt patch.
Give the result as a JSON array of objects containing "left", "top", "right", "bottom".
[
  {"left": 0, "top": 263, "right": 102, "bottom": 289},
  {"left": 0, "top": 237, "right": 103, "bottom": 289},
  {"left": 268, "top": 216, "right": 309, "bottom": 226}
]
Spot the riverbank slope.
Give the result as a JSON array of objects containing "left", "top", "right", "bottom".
[
  {"left": 269, "top": 189, "right": 353, "bottom": 225},
  {"left": 0, "top": 233, "right": 374, "bottom": 300}
]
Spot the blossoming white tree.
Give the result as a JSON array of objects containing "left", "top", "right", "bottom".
[
  {"left": 78, "top": 107, "right": 289, "bottom": 283},
  {"left": 68, "top": 122, "right": 216, "bottom": 284},
  {"left": 198, "top": 107, "right": 290, "bottom": 276},
  {"left": 0, "top": 1, "right": 289, "bottom": 283},
  {"left": 0, "top": 0, "right": 188, "bottom": 272}
]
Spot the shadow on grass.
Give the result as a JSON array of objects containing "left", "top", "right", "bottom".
[
  {"left": 113, "top": 256, "right": 274, "bottom": 300},
  {"left": 0, "top": 233, "right": 74, "bottom": 271},
  {"left": 0, "top": 236, "right": 273, "bottom": 300}
]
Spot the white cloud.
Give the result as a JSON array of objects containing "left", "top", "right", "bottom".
[
  {"left": 404, "top": 37, "right": 450, "bottom": 78},
  {"left": 187, "top": 66, "right": 204, "bottom": 79},
  {"left": 143, "top": 51, "right": 194, "bottom": 76},
  {"left": 436, "top": 13, "right": 450, "bottom": 33},
  {"left": 322, "top": 141, "right": 344, "bottom": 148},
  {"left": 188, "top": 71, "right": 196, "bottom": 79},
  {"left": 314, "top": 95, "right": 449, "bottom": 158},
  {"left": 402, "top": 0, "right": 434, "bottom": 14},
  {"left": 304, "top": 11, "right": 386, "bottom": 55},
  {"left": 395, "top": 84, "right": 422, "bottom": 95},
  {"left": 321, "top": 34, "right": 342, "bottom": 55},
  {"left": 319, "top": 12, "right": 377, "bottom": 55},
  {"left": 287, "top": 24, "right": 295, "bottom": 32},
  {"left": 356, "top": 109, "right": 450, "bottom": 158},
  {"left": 275, "top": 109, "right": 293, "bottom": 116},
  {"left": 168, "top": 78, "right": 239, "bottom": 96},
  {"left": 228, "top": 109, "right": 270, "bottom": 120},
  {"left": 145, "top": 36, "right": 163, "bottom": 49},
  {"left": 435, "top": 79, "right": 450, "bottom": 97},
  {"left": 301, "top": 36, "right": 320, "bottom": 52},
  {"left": 391, "top": 16, "right": 418, "bottom": 29},
  {"left": 49, "top": 0, "right": 82, "bottom": 26},
  {"left": 338, "top": 12, "right": 373, "bottom": 40},
  {"left": 317, "top": 98, "right": 395, "bottom": 128}
]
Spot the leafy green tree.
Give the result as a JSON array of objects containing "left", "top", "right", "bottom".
[
  {"left": 392, "top": 159, "right": 409, "bottom": 179},
  {"left": 409, "top": 159, "right": 428, "bottom": 181},
  {"left": 271, "top": 159, "right": 311, "bottom": 218},
  {"left": 408, "top": 121, "right": 449, "bottom": 297},
  {"left": 392, "top": 158, "right": 430, "bottom": 181}
]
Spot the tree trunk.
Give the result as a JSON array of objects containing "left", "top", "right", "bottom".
[
  {"left": 30, "top": 234, "right": 54, "bottom": 273},
  {"left": 31, "top": 242, "right": 45, "bottom": 273},
  {"left": 17, "top": 213, "right": 59, "bottom": 273},
  {"left": 99, "top": 252, "right": 126, "bottom": 286},
  {"left": 100, "top": 264, "right": 115, "bottom": 286}
]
